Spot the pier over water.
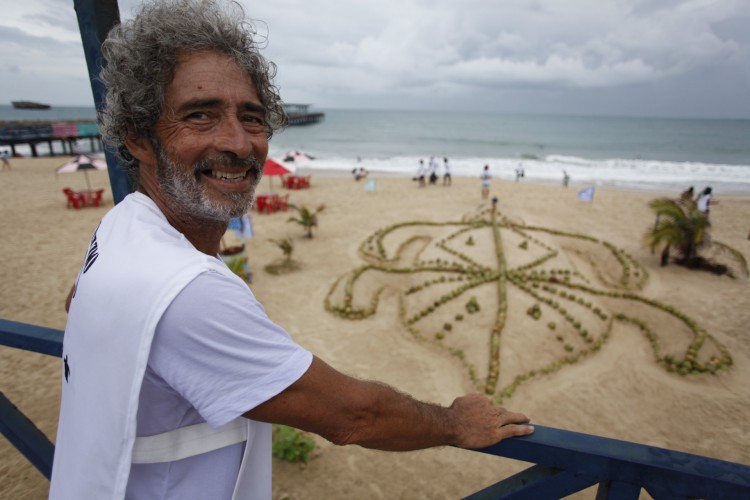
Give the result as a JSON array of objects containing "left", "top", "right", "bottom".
[
  {"left": 0, "top": 119, "right": 102, "bottom": 157},
  {"left": 284, "top": 103, "right": 325, "bottom": 126}
]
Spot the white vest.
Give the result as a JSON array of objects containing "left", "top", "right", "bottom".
[{"left": 50, "top": 193, "right": 270, "bottom": 500}]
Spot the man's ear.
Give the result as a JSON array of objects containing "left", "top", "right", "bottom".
[{"left": 123, "top": 133, "right": 156, "bottom": 165}]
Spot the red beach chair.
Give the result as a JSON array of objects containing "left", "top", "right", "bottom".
[
  {"left": 63, "top": 188, "right": 84, "bottom": 209},
  {"left": 274, "top": 193, "right": 289, "bottom": 212},
  {"left": 90, "top": 188, "right": 105, "bottom": 207}
]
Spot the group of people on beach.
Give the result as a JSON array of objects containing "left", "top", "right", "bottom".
[
  {"left": 681, "top": 185, "right": 716, "bottom": 215},
  {"left": 416, "top": 156, "right": 451, "bottom": 187}
]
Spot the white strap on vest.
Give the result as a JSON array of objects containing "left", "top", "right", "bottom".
[{"left": 131, "top": 418, "right": 248, "bottom": 464}]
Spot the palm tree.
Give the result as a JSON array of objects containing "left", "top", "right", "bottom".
[
  {"left": 645, "top": 197, "right": 709, "bottom": 266},
  {"left": 269, "top": 237, "right": 295, "bottom": 263},
  {"left": 287, "top": 204, "right": 325, "bottom": 238}
]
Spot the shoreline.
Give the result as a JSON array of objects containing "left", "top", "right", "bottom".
[{"left": 295, "top": 165, "right": 750, "bottom": 195}]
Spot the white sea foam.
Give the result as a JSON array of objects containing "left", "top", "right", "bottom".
[{"left": 277, "top": 152, "right": 750, "bottom": 194}]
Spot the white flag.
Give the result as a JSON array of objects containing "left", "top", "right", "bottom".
[
  {"left": 577, "top": 186, "right": 595, "bottom": 202},
  {"left": 240, "top": 214, "right": 254, "bottom": 239}
]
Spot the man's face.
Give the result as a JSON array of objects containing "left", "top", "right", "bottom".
[
  {"left": 152, "top": 142, "right": 262, "bottom": 221},
  {"left": 144, "top": 51, "right": 269, "bottom": 222}
]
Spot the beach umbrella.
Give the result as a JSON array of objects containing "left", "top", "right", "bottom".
[
  {"left": 283, "top": 149, "right": 314, "bottom": 163},
  {"left": 55, "top": 154, "right": 107, "bottom": 190},
  {"left": 263, "top": 158, "right": 292, "bottom": 192}
]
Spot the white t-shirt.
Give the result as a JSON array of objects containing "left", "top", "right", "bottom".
[
  {"left": 125, "top": 272, "right": 313, "bottom": 500},
  {"left": 481, "top": 170, "right": 491, "bottom": 186},
  {"left": 697, "top": 193, "right": 712, "bottom": 213}
]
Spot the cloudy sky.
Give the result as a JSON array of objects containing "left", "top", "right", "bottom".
[{"left": 1, "top": 0, "right": 749, "bottom": 118}]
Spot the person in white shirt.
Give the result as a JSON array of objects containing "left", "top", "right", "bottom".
[
  {"left": 481, "top": 164, "right": 492, "bottom": 199},
  {"left": 443, "top": 157, "right": 452, "bottom": 186},
  {"left": 1, "top": 149, "right": 10, "bottom": 171},
  {"left": 696, "top": 186, "right": 716, "bottom": 215},
  {"left": 416, "top": 158, "right": 426, "bottom": 187},
  {"left": 50, "top": 2, "right": 533, "bottom": 499},
  {"left": 428, "top": 155, "right": 439, "bottom": 184}
]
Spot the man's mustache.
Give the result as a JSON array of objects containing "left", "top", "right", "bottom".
[{"left": 193, "top": 154, "right": 263, "bottom": 177}]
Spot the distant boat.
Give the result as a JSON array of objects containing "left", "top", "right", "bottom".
[{"left": 12, "top": 100, "right": 51, "bottom": 110}]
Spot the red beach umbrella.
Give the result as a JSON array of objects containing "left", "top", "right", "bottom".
[{"left": 263, "top": 158, "right": 292, "bottom": 191}]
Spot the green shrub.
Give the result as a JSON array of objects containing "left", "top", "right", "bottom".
[
  {"left": 526, "top": 303, "right": 542, "bottom": 320},
  {"left": 272, "top": 425, "right": 316, "bottom": 463},
  {"left": 465, "top": 297, "right": 481, "bottom": 314}
]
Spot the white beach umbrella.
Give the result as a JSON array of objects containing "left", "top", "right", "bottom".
[{"left": 283, "top": 149, "right": 314, "bottom": 164}]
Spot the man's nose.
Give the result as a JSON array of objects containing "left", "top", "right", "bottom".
[{"left": 214, "top": 116, "right": 252, "bottom": 158}]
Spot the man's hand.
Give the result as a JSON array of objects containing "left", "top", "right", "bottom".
[{"left": 449, "top": 393, "right": 533, "bottom": 449}]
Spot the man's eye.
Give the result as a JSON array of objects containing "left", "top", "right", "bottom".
[
  {"left": 243, "top": 115, "right": 265, "bottom": 125},
  {"left": 187, "top": 111, "right": 210, "bottom": 120}
]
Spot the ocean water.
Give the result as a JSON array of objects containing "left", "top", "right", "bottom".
[
  {"left": 269, "top": 109, "right": 750, "bottom": 194},
  {"left": 0, "top": 104, "right": 96, "bottom": 122},
  {"left": 3, "top": 105, "right": 749, "bottom": 193}
]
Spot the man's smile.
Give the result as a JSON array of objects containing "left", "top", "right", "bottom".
[{"left": 206, "top": 169, "right": 250, "bottom": 182}]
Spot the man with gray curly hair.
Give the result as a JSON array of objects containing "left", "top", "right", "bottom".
[{"left": 51, "top": 1, "right": 532, "bottom": 499}]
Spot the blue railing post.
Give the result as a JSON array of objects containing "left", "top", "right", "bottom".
[
  {"left": 0, "top": 319, "right": 65, "bottom": 479},
  {"left": 73, "top": 0, "right": 131, "bottom": 204},
  {"left": 0, "top": 392, "right": 55, "bottom": 479}
]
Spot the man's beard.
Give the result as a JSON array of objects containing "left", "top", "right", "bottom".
[{"left": 153, "top": 142, "right": 263, "bottom": 222}]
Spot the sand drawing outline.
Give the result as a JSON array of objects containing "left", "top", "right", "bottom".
[{"left": 325, "top": 207, "right": 732, "bottom": 402}]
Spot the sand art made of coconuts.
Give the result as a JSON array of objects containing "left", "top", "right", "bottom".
[{"left": 324, "top": 208, "right": 732, "bottom": 403}]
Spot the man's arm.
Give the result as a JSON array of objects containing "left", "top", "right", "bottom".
[
  {"left": 245, "top": 356, "right": 533, "bottom": 451},
  {"left": 65, "top": 284, "right": 75, "bottom": 312}
]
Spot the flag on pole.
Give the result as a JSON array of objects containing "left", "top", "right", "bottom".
[
  {"left": 228, "top": 214, "right": 254, "bottom": 239},
  {"left": 240, "top": 214, "right": 254, "bottom": 239},
  {"left": 577, "top": 185, "right": 595, "bottom": 202}
]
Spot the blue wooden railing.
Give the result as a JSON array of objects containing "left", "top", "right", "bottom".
[{"left": 2, "top": 318, "right": 749, "bottom": 498}]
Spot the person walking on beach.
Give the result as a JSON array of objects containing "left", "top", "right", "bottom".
[
  {"left": 428, "top": 155, "right": 439, "bottom": 184},
  {"left": 562, "top": 170, "right": 570, "bottom": 187},
  {"left": 481, "top": 164, "right": 492, "bottom": 199},
  {"left": 416, "top": 159, "right": 426, "bottom": 187},
  {"left": 515, "top": 163, "right": 524, "bottom": 182},
  {"left": 680, "top": 186, "right": 694, "bottom": 203},
  {"left": 443, "top": 157, "right": 452, "bottom": 186},
  {"left": 696, "top": 186, "right": 716, "bottom": 215},
  {"left": 50, "top": 2, "right": 533, "bottom": 499},
  {"left": 1, "top": 149, "right": 11, "bottom": 171}
]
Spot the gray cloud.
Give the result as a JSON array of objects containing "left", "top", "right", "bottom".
[
  {"left": 1, "top": 0, "right": 748, "bottom": 117},
  {"left": 249, "top": 0, "right": 750, "bottom": 117}
]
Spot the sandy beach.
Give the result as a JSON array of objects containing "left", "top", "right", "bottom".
[{"left": 1, "top": 158, "right": 749, "bottom": 499}]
